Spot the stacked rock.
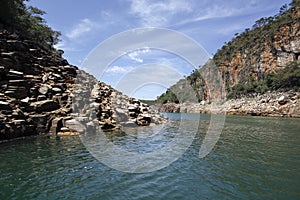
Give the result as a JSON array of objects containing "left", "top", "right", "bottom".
[{"left": 0, "top": 29, "right": 166, "bottom": 141}]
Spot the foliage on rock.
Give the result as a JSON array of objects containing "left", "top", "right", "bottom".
[
  {"left": 227, "top": 61, "right": 300, "bottom": 99},
  {"left": 0, "top": 0, "right": 61, "bottom": 50}
]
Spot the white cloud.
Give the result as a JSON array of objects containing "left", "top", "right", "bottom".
[
  {"left": 174, "top": 5, "right": 239, "bottom": 27},
  {"left": 105, "top": 66, "right": 134, "bottom": 73},
  {"left": 66, "top": 18, "right": 95, "bottom": 40},
  {"left": 170, "top": 1, "right": 278, "bottom": 28},
  {"left": 114, "top": 64, "right": 184, "bottom": 97},
  {"left": 127, "top": 48, "right": 150, "bottom": 63},
  {"left": 128, "top": 0, "right": 193, "bottom": 27},
  {"left": 127, "top": 0, "right": 257, "bottom": 28},
  {"left": 196, "top": 5, "right": 237, "bottom": 20}
]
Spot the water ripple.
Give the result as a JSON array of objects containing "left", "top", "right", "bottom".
[{"left": 0, "top": 114, "right": 299, "bottom": 199}]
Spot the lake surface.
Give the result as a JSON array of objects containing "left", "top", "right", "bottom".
[{"left": 0, "top": 114, "right": 299, "bottom": 199}]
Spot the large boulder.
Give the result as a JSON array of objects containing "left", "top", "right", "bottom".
[
  {"left": 0, "top": 100, "right": 12, "bottom": 110},
  {"left": 136, "top": 114, "right": 151, "bottom": 126},
  {"left": 278, "top": 95, "right": 288, "bottom": 105},
  {"left": 65, "top": 119, "right": 86, "bottom": 133},
  {"left": 31, "top": 100, "right": 60, "bottom": 113}
]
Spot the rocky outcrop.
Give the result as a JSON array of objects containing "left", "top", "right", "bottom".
[
  {"left": 158, "top": 91, "right": 300, "bottom": 118},
  {"left": 157, "top": 5, "right": 300, "bottom": 104},
  {"left": 0, "top": 29, "right": 166, "bottom": 141},
  {"left": 156, "top": 4, "right": 300, "bottom": 118},
  {"left": 68, "top": 70, "right": 166, "bottom": 135},
  {"left": 213, "top": 5, "right": 300, "bottom": 99},
  {"left": 219, "top": 20, "right": 300, "bottom": 92},
  {"left": 219, "top": 91, "right": 300, "bottom": 117}
]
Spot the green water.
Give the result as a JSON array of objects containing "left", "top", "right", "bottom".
[{"left": 0, "top": 114, "right": 299, "bottom": 199}]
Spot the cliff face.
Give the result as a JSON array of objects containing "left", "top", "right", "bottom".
[
  {"left": 219, "top": 20, "right": 299, "bottom": 91},
  {"left": 0, "top": 29, "right": 165, "bottom": 141},
  {"left": 157, "top": 3, "right": 300, "bottom": 104},
  {"left": 156, "top": 3, "right": 300, "bottom": 117},
  {"left": 215, "top": 4, "right": 300, "bottom": 98},
  {"left": 0, "top": 30, "right": 75, "bottom": 140}
]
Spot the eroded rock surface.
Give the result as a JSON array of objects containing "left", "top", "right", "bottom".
[{"left": 0, "top": 30, "right": 166, "bottom": 141}]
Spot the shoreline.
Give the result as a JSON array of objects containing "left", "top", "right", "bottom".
[{"left": 155, "top": 91, "right": 300, "bottom": 118}]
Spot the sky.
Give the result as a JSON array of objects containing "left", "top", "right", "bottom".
[{"left": 27, "top": 0, "right": 291, "bottom": 100}]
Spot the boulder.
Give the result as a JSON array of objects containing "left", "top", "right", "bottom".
[
  {"left": 8, "top": 79, "right": 27, "bottom": 86},
  {"left": 37, "top": 95, "right": 47, "bottom": 101},
  {"left": 65, "top": 119, "right": 85, "bottom": 133},
  {"left": 0, "top": 101, "right": 12, "bottom": 110},
  {"left": 7, "top": 70, "right": 23, "bottom": 79},
  {"left": 38, "top": 85, "right": 51, "bottom": 95},
  {"left": 57, "top": 131, "right": 80, "bottom": 136},
  {"left": 49, "top": 117, "right": 63, "bottom": 134},
  {"left": 52, "top": 87, "right": 62, "bottom": 93},
  {"left": 278, "top": 95, "right": 288, "bottom": 105},
  {"left": 136, "top": 114, "right": 151, "bottom": 126},
  {"left": 4, "top": 88, "right": 27, "bottom": 99},
  {"left": 31, "top": 100, "right": 60, "bottom": 113},
  {"left": 20, "top": 97, "right": 30, "bottom": 103}
]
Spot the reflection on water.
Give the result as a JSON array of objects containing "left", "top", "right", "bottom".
[{"left": 0, "top": 114, "right": 299, "bottom": 199}]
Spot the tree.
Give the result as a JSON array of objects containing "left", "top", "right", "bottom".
[
  {"left": 279, "top": 4, "right": 288, "bottom": 15},
  {"left": 290, "top": 0, "right": 300, "bottom": 7},
  {"left": 0, "top": 0, "right": 28, "bottom": 27},
  {"left": 0, "top": 0, "right": 61, "bottom": 49}
]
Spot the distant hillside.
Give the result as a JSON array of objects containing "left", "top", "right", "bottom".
[{"left": 156, "top": 0, "right": 300, "bottom": 103}]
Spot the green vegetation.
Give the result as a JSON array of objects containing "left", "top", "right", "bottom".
[
  {"left": 156, "top": 88, "right": 179, "bottom": 104},
  {"left": 139, "top": 100, "right": 156, "bottom": 106},
  {"left": 156, "top": 70, "right": 205, "bottom": 104},
  {"left": 227, "top": 61, "right": 300, "bottom": 99},
  {"left": 213, "top": 1, "right": 299, "bottom": 67},
  {"left": 0, "top": 0, "right": 61, "bottom": 50}
]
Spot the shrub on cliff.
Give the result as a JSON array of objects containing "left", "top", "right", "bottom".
[
  {"left": 0, "top": 0, "right": 61, "bottom": 50},
  {"left": 227, "top": 61, "right": 300, "bottom": 99},
  {"left": 267, "top": 61, "right": 300, "bottom": 90}
]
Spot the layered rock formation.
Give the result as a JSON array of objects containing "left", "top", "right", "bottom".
[
  {"left": 0, "top": 30, "right": 165, "bottom": 141},
  {"left": 69, "top": 70, "right": 166, "bottom": 135}
]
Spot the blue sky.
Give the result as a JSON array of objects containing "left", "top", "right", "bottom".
[{"left": 27, "top": 0, "right": 290, "bottom": 99}]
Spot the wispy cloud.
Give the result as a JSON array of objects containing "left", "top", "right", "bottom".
[
  {"left": 128, "top": 0, "right": 193, "bottom": 27},
  {"left": 195, "top": 5, "right": 237, "bottom": 21},
  {"left": 66, "top": 18, "right": 97, "bottom": 40},
  {"left": 169, "top": 1, "right": 278, "bottom": 28},
  {"left": 127, "top": 48, "right": 150, "bottom": 63},
  {"left": 105, "top": 66, "right": 134, "bottom": 73},
  {"left": 172, "top": 5, "right": 240, "bottom": 27}
]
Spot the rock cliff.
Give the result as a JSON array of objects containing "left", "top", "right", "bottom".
[
  {"left": 156, "top": 2, "right": 300, "bottom": 117},
  {"left": 0, "top": 29, "right": 165, "bottom": 141},
  {"left": 216, "top": 12, "right": 300, "bottom": 94}
]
